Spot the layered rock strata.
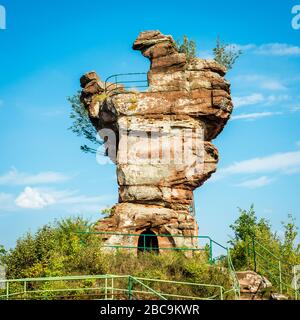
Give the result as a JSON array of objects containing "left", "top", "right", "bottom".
[{"left": 80, "top": 30, "right": 233, "bottom": 250}]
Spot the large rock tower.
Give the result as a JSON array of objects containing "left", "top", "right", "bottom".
[{"left": 80, "top": 31, "right": 233, "bottom": 251}]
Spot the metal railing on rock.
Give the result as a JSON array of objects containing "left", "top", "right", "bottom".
[{"left": 105, "top": 73, "right": 148, "bottom": 95}]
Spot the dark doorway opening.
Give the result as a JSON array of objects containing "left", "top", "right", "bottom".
[{"left": 137, "top": 229, "right": 159, "bottom": 254}]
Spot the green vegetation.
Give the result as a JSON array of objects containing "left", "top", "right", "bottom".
[
  {"left": 68, "top": 92, "right": 103, "bottom": 155},
  {"left": 0, "top": 244, "right": 6, "bottom": 263},
  {"left": 2, "top": 216, "right": 230, "bottom": 283},
  {"left": 176, "top": 35, "right": 241, "bottom": 70},
  {"left": 2, "top": 207, "right": 298, "bottom": 299},
  {"left": 100, "top": 206, "right": 114, "bottom": 217},
  {"left": 1, "top": 217, "right": 233, "bottom": 299},
  {"left": 229, "top": 206, "right": 300, "bottom": 296},
  {"left": 213, "top": 37, "right": 242, "bottom": 70},
  {"left": 229, "top": 205, "right": 300, "bottom": 269},
  {"left": 176, "top": 35, "right": 197, "bottom": 62},
  {"left": 3, "top": 217, "right": 92, "bottom": 279}
]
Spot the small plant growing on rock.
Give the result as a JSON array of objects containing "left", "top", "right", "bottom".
[
  {"left": 176, "top": 35, "right": 196, "bottom": 62},
  {"left": 101, "top": 207, "right": 114, "bottom": 218},
  {"left": 213, "top": 37, "right": 242, "bottom": 70}
]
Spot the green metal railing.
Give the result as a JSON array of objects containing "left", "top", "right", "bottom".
[
  {"left": 75, "top": 231, "right": 240, "bottom": 299},
  {"left": 0, "top": 230, "right": 241, "bottom": 300},
  {"left": 105, "top": 73, "right": 148, "bottom": 95},
  {"left": 227, "top": 249, "right": 240, "bottom": 299},
  {"left": 77, "top": 231, "right": 218, "bottom": 260},
  {"left": 247, "top": 237, "right": 299, "bottom": 299},
  {"left": 0, "top": 274, "right": 231, "bottom": 300}
]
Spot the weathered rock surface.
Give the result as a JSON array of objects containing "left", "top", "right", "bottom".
[
  {"left": 237, "top": 271, "right": 272, "bottom": 300},
  {"left": 80, "top": 30, "right": 233, "bottom": 250}
]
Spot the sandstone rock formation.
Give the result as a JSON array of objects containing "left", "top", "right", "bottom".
[
  {"left": 237, "top": 271, "right": 272, "bottom": 300},
  {"left": 80, "top": 30, "right": 233, "bottom": 251}
]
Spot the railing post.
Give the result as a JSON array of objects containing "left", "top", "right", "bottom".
[
  {"left": 128, "top": 276, "right": 133, "bottom": 300},
  {"left": 252, "top": 238, "right": 257, "bottom": 272},
  {"left": 246, "top": 238, "right": 250, "bottom": 269},
  {"left": 226, "top": 249, "right": 230, "bottom": 272},
  {"left": 24, "top": 281, "right": 27, "bottom": 300},
  {"left": 6, "top": 281, "right": 9, "bottom": 300},
  {"left": 111, "top": 277, "right": 114, "bottom": 300},
  {"left": 293, "top": 266, "right": 298, "bottom": 300},
  {"left": 220, "top": 287, "right": 223, "bottom": 300},
  {"left": 143, "top": 234, "right": 146, "bottom": 252},
  {"left": 209, "top": 239, "right": 213, "bottom": 265},
  {"left": 278, "top": 261, "right": 283, "bottom": 294},
  {"left": 105, "top": 277, "right": 108, "bottom": 300}
]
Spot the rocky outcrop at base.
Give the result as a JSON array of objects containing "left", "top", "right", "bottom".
[{"left": 237, "top": 271, "right": 272, "bottom": 300}]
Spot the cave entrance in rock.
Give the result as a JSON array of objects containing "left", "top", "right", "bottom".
[{"left": 137, "top": 229, "right": 159, "bottom": 254}]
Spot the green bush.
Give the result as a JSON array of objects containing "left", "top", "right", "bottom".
[
  {"left": 4, "top": 217, "right": 92, "bottom": 278},
  {"left": 229, "top": 206, "right": 300, "bottom": 296},
  {"left": 175, "top": 35, "right": 196, "bottom": 62},
  {"left": 3, "top": 208, "right": 299, "bottom": 299},
  {"left": 229, "top": 206, "right": 300, "bottom": 268},
  {"left": 0, "top": 244, "right": 6, "bottom": 264},
  {"left": 2, "top": 218, "right": 234, "bottom": 299},
  {"left": 213, "top": 37, "right": 242, "bottom": 70}
]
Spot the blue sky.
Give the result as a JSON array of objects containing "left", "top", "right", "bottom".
[{"left": 0, "top": 0, "right": 300, "bottom": 249}]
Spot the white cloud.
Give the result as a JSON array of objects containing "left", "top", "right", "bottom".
[
  {"left": 264, "top": 94, "right": 290, "bottom": 105},
  {"left": 214, "top": 151, "right": 300, "bottom": 181},
  {"left": 233, "top": 75, "right": 287, "bottom": 91},
  {"left": 236, "top": 176, "right": 274, "bottom": 189},
  {"left": 260, "top": 80, "right": 286, "bottom": 91},
  {"left": 0, "top": 168, "right": 70, "bottom": 186},
  {"left": 14, "top": 187, "right": 111, "bottom": 210},
  {"left": 290, "top": 105, "right": 300, "bottom": 113},
  {"left": 235, "top": 43, "right": 300, "bottom": 56},
  {"left": 234, "top": 44, "right": 256, "bottom": 51},
  {"left": 233, "top": 93, "right": 289, "bottom": 108},
  {"left": 231, "top": 112, "right": 282, "bottom": 121},
  {"left": 15, "top": 187, "right": 56, "bottom": 209},
  {"left": 233, "top": 93, "right": 264, "bottom": 108},
  {"left": 255, "top": 43, "right": 300, "bottom": 56}
]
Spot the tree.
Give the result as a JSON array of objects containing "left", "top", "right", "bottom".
[
  {"left": 0, "top": 244, "right": 6, "bottom": 263},
  {"left": 68, "top": 93, "right": 103, "bottom": 154},
  {"left": 229, "top": 205, "right": 273, "bottom": 269},
  {"left": 229, "top": 205, "right": 258, "bottom": 242},
  {"left": 176, "top": 35, "right": 196, "bottom": 62},
  {"left": 4, "top": 217, "right": 94, "bottom": 278},
  {"left": 213, "top": 37, "right": 242, "bottom": 70},
  {"left": 280, "top": 214, "right": 300, "bottom": 265},
  {"left": 229, "top": 205, "right": 300, "bottom": 275}
]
